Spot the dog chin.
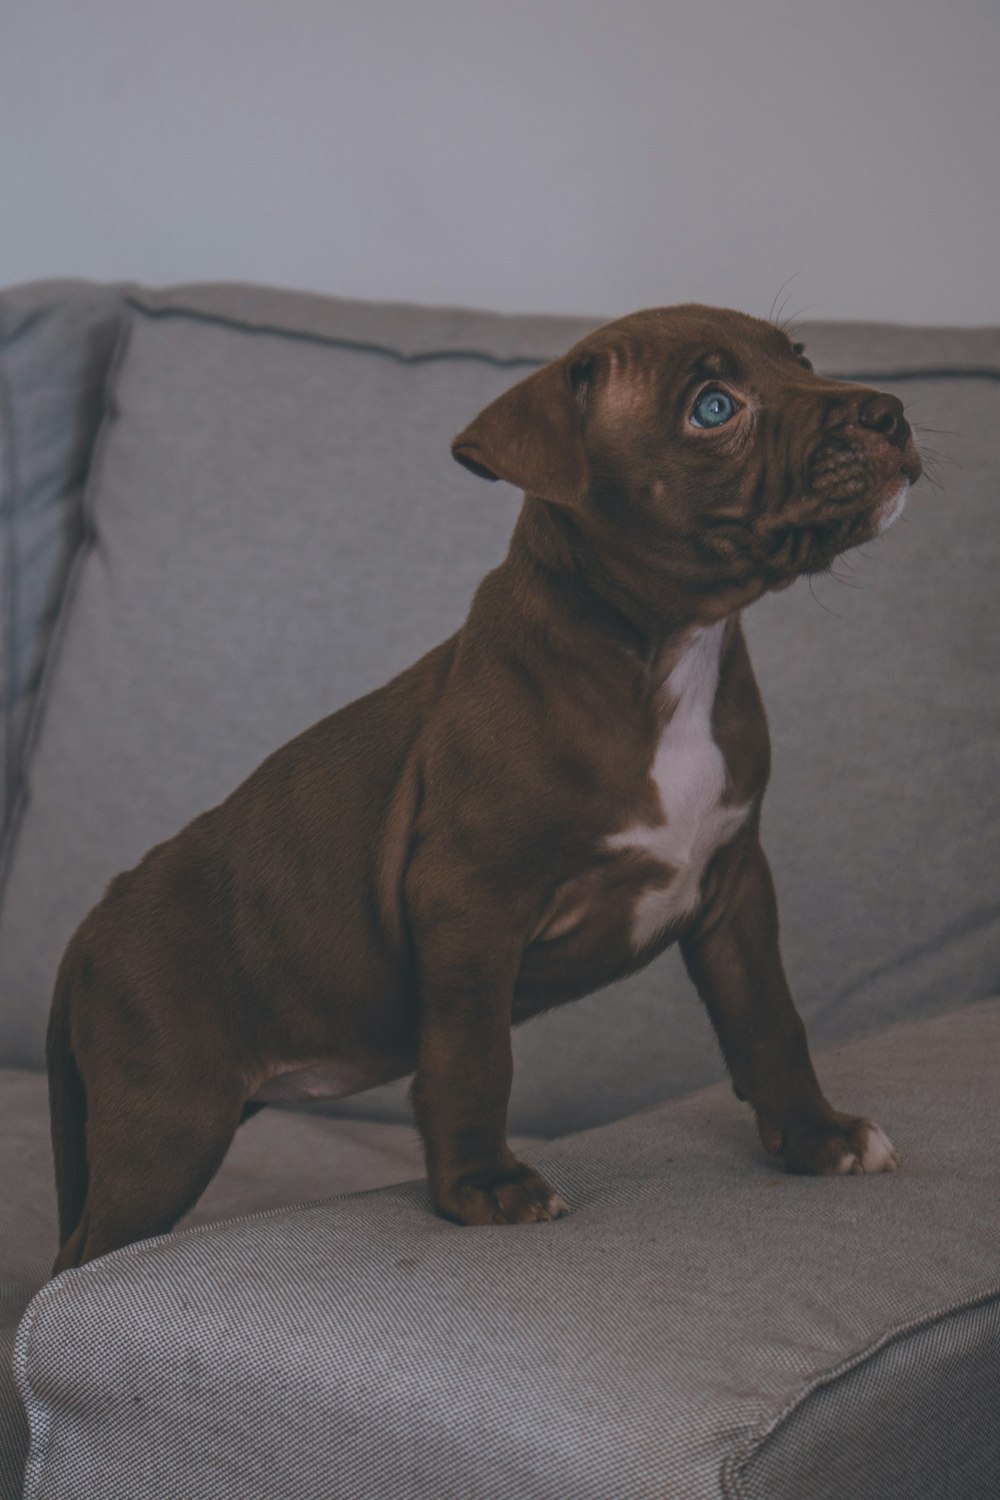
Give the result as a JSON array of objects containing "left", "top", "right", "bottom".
[{"left": 875, "top": 480, "right": 909, "bottom": 533}]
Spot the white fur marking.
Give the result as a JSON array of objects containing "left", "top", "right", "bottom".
[
  {"left": 860, "top": 1121, "right": 900, "bottom": 1172},
  {"left": 605, "top": 622, "right": 750, "bottom": 950},
  {"left": 877, "top": 481, "right": 909, "bottom": 532},
  {"left": 835, "top": 1120, "right": 900, "bottom": 1174}
]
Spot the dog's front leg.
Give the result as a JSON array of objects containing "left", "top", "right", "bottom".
[
  {"left": 680, "top": 836, "right": 899, "bottom": 1176},
  {"left": 407, "top": 864, "right": 569, "bottom": 1226}
]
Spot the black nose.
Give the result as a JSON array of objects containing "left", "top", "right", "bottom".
[{"left": 857, "top": 392, "right": 909, "bottom": 449}]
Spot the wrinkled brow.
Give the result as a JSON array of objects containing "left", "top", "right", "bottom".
[{"left": 688, "top": 351, "right": 742, "bottom": 383}]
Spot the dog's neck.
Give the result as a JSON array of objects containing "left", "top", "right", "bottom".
[{"left": 506, "top": 495, "right": 747, "bottom": 678}]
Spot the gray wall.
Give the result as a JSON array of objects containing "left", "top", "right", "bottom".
[{"left": 3, "top": 0, "right": 998, "bottom": 324}]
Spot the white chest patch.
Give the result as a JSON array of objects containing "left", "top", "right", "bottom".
[{"left": 604, "top": 621, "right": 750, "bottom": 951}]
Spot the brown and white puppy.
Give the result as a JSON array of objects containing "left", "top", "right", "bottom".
[{"left": 47, "top": 304, "right": 921, "bottom": 1273}]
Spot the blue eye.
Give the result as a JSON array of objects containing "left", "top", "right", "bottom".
[{"left": 691, "top": 388, "right": 737, "bottom": 428}]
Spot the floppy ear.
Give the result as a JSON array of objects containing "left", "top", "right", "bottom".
[{"left": 451, "top": 356, "right": 593, "bottom": 504}]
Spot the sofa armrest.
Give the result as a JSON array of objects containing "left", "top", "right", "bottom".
[
  {"left": 0, "top": 280, "right": 132, "bottom": 847},
  {"left": 15, "top": 1001, "right": 1000, "bottom": 1500}
]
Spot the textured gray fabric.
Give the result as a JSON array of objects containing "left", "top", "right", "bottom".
[
  {"left": 0, "top": 1061, "right": 546, "bottom": 1498},
  {"left": 0, "top": 284, "right": 997, "bottom": 1140},
  {"left": 116, "top": 282, "right": 1000, "bottom": 376},
  {"left": 0, "top": 1326, "right": 27, "bottom": 1500},
  {"left": 735, "top": 1295, "right": 1000, "bottom": 1500},
  {"left": 14, "top": 1000, "right": 1000, "bottom": 1500},
  {"left": 0, "top": 281, "right": 129, "bottom": 847},
  {"left": 781, "top": 317, "right": 1000, "bottom": 378},
  {"left": 744, "top": 370, "right": 1000, "bottom": 1057},
  {"left": 134, "top": 279, "right": 601, "bottom": 363},
  {"left": 0, "top": 1077, "right": 49, "bottom": 1500}
]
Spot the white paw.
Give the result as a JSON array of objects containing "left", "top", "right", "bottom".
[{"left": 836, "top": 1120, "right": 900, "bottom": 1175}]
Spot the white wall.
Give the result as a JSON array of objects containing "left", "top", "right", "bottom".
[{"left": 3, "top": 0, "right": 998, "bottom": 324}]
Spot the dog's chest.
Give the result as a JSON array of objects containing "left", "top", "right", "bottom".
[{"left": 536, "top": 623, "right": 750, "bottom": 953}]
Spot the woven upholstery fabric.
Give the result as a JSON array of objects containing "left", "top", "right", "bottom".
[
  {"left": 736, "top": 1295, "right": 1000, "bottom": 1500},
  {"left": 0, "top": 1062, "right": 545, "bottom": 1500},
  {"left": 0, "top": 1075, "right": 51, "bottom": 1500},
  {"left": 0, "top": 281, "right": 128, "bottom": 846},
  {"left": 743, "top": 368, "right": 1000, "bottom": 1056},
  {"left": 0, "top": 281, "right": 998, "bottom": 1137},
  {"left": 15, "top": 1001, "right": 1000, "bottom": 1500}
]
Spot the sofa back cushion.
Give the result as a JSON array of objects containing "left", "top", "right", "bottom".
[{"left": 0, "top": 282, "right": 997, "bottom": 1136}]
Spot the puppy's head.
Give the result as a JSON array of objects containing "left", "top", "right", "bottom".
[{"left": 452, "top": 305, "right": 922, "bottom": 615}]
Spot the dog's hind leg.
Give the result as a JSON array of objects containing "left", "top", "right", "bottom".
[
  {"left": 49, "top": 875, "right": 252, "bottom": 1276},
  {"left": 52, "top": 1073, "right": 245, "bottom": 1275}
]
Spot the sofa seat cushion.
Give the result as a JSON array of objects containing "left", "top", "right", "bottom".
[
  {"left": 15, "top": 1000, "right": 1000, "bottom": 1500},
  {"left": 0, "top": 1064, "right": 543, "bottom": 1499}
]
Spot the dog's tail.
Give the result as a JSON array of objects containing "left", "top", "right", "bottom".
[{"left": 46, "top": 945, "right": 89, "bottom": 1251}]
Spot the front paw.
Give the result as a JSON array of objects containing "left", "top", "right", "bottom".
[
  {"left": 433, "top": 1162, "right": 570, "bottom": 1226},
  {"left": 761, "top": 1112, "right": 900, "bottom": 1176}
]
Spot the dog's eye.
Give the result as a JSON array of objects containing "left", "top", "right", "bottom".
[{"left": 690, "top": 388, "right": 737, "bottom": 428}]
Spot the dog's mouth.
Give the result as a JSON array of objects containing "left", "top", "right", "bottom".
[
  {"left": 760, "top": 437, "right": 922, "bottom": 581},
  {"left": 872, "top": 476, "right": 911, "bottom": 533},
  {"left": 671, "top": 424, "right": 922, "bottom": 600}
]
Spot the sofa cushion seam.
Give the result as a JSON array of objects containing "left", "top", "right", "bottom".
[
  {"left": 122, "top": 300, "right": 1000, "bottom": 384},
  {"left": 719, "top": 1281, "right": 1000, "bottom": 1500},
  {"left": 123, "top": 294, "right": 548, "bottom": 371}
]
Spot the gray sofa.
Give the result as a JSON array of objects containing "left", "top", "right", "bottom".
[{"left": 0, "top": 280, "right": 997, "bottom": 1499}]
